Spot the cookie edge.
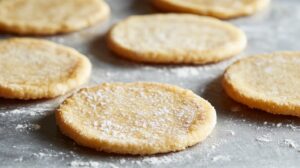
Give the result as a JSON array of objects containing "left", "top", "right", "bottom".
[
  {"left": 152, "top": 0, "right": 271, "bottom": 19},
  {"left": 0, "top": 0, "right": 110, "bottom": 35}
]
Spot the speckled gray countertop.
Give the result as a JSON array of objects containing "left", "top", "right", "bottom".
[{"left": 0, "top": 0, "right": 300, "bottom": 167}]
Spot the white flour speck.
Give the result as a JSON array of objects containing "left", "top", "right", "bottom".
[
  {"left": 256, "top": 135, "right": 272, "bottom": 142},
  {"left": 14, "top": 157, "right": 24, "bottom": 162},
  {"left": 276, "top": 123, "right": 282, "bottom": 128},
  {"left": 170, "top": 67, "right": 200, "bottom": 78},
  {"left": 282, "top": 139, "right": 298, "bottom": 149},
  {"left": 119, "top": 159, "right": 126, "bottom": 164},
  {"left": 69, "top": 160, "right": 100, "bottom": 167},
  {"left": 141, "top": 156, "right": 173, "bottom": 165},
  {"left": 286, "top": 124, "right": 299, "bottom": 131},
  {"left": 109, "top": 163, "right": 119, "bottom": 168},
  {"left": 212, "top": 155, "right": 231, "bottom": 162},
  {"left": 15, "top": 123, "right": 40, "bottom": 131},
  {"left": 225, "top": 130, "right": 235, "bottom": 136}
]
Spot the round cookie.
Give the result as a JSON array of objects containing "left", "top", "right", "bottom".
[
  {"left": 223, "top": 52, "right": 300, "bottom": 117},
  {"left": 0, "top": 38, "right": 91, "bottom": 100},
  {"left": 0, "top": 0, "right": 110, "bottom": 35},
  {"left": 56, "top": 82, "right": 216, "bottom": 155},
  {"left": 152, "top": 0, "right": 270, "bottom": 19},
  {"left": 108, "top": 14, "right": 247, "bottom": 64}
]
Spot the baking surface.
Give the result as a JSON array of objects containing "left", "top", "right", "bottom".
[{"left": 0, "top": 0, "right": 300, "bottom": 167}]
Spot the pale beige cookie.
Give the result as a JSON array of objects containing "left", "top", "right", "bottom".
[
  {"left": 56, "top": 82, "right": 216, "bottom": 155},
  {"left": 0, "top": 0, "right": 110, "bottom": 35},
  {"left": 153, "top": 0, "right": 270, "bottom": 19},
  {"left": 108, "top": 14, "right": 246, "bottom": 64},
  {"left": 223, "top": 52, "right": 300, "bottom": 117},
  {"left": 0, "top": 38, "right": 91, "bottom": 100}
]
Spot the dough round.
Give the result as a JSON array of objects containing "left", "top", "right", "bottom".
[
  {"left": 223, "top": 52, "right": 300, "bottom": 117},
  {"left": 56, "top": 82, "right": 216, "bottom": 155},
  {"left": 0, "top": 38, "right": 91, "bottom": 100},
  {"left": 152, "top": 0, "right": 270, "bottom": 19},
  {"left": 0, "top": 0, "right": 110, "bottom": 35},
  {"left": 108, "top": 14, "right": 247, "bottom": 64}
]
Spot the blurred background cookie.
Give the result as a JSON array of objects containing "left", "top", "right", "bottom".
[
  {"left": 153, "top": 0, "right": 270, "bottom": 19},
  {"left": 108, "top": 14, "right": 246, "bottom": 64},
  {"left": 0, "top": 0, "right": 110, "bottom": 35}
]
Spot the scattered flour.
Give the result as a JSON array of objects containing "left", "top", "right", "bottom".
[
  {"left": 69, "top": 160, "right": 100, "bottom": 167},
  {"left": 33, "top": 152, "right": 54, "bottom": 158},
  {"left": 281, "top": 139, "right": 298, "bottom": 149},
  {"left": 256, "top": 135, "right": 272, "bottom": 142},
  {"left": 119, "top": 159, "right": 126, "bottom": 164},
  {"left": 133, "top": 153, "right": 192, "bottom": 166},
  {"left": 170, "top": 67, "right": 201, "bottom": 78},
  {"left": 285, "top": 124, "right": 299, "bottom": 131},
  {"left": 210, "top": 138, "right": 228, "bottom": 151},
  {"left": 57, "top": 153, "right": 187, "bottom": 167},
  {"left": 0, "top": 106, "right": 53, "bottom": 117},
  {"left": 14, "top": 157, "right": 24, "bottom": 162},
  {"left": 260, "top": 122, "right": 299, "bottom": 132},
  {"left": 140, "top": 156, "right": 173, "bottom": 165},
  {"left": 276, "top": 123, "right": 282, "bottom": 128},
  {"left": 15, "top": 123, "right": 40, "bottom": 132},
  {"left": 32, "top": 149, "right": 76, "bottom": 160},
  {"left": 225, "top": 130, "right": 235, "bottom": 136},
  {"left": 68, "top": 153, "right": 193, "bottom": 167},
  {"left": 108, "top": 163, "right": 119, "bottom": 168},
  {"left": 212, "top": 155, "right": 231, "bottom": 162},
  {"left": 211, "top": 145, "right": 216, "bottom": 150}
]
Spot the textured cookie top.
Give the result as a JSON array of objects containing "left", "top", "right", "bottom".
[
  {"left": 56, "top": 82, "right": 216, "bottom": 155},
  {"left": 0, "top": 38, "right": 91, "bottom": 99},
  {"left": 153, "top": 0, "right": 270, "bottom": 19},
  {"left": 108, "top": 14, "right": 246, "bottom": 64},
  {"left": 223, "top": 52, "right": 300, "bottom": 117},
  {"left": 0, "top": 0, "right": 110, "bottom": 35}
]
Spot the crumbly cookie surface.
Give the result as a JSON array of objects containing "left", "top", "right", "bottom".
[
  {"left": 0, "top": 0, "right": 110, "bottom": 35},
  {"left": 223, "top": 52, "right": 300, "bottom": 117},
  {"left": 108, "top": 14, "right": 246, "bottom": 64},
  {"left": 56, "top": 82, "right": 216, "bottom": 155},
  {"left": 153, "top": 0, "right": 270, "bottom": 19},
  {"left": 0, "top": 38, "right": 91, "bottom": 99}
]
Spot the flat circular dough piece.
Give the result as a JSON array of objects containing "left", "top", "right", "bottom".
[
  {"left": 153, "top": 0, "right": 270, "bottom": 19},
  {"left": 56, "top": 82, "right": 216, "bottom": 155},
  {"left": 0, "top": 38, "right": 91, "bottom": 100},
  {"left": 108, "top": 14, "right": 247, "bottom": 64},
  {"left": 0, "top": 0, "right": 110, "bottom": 35},
  {"left": 223, "top": 52, "right": 300, "bottom": 117}
]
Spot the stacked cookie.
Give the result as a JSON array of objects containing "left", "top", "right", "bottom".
[{"left": 2, "top": 0, "right": 298, "bottom": 157}]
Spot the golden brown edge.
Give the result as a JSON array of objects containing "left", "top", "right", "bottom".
[{"left": 152, "top": 0, "right": 271, "bottom": 20}]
